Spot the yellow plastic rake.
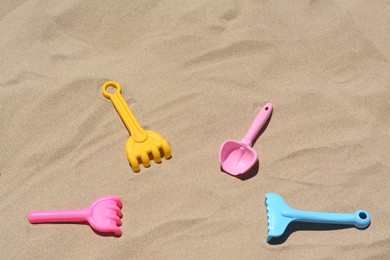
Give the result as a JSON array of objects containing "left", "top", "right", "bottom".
[{"left": 102, "top": 81, "right": 171, "bottom": 172}]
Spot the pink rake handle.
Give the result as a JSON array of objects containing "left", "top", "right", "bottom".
[
  {"left": 241, "top": 103, "right": 273, "bottom": 146},
  {"left": 28, "top": 209, "right": 89, "bottom": 223}
]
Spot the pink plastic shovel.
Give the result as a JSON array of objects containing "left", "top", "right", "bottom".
[
  {"left": 27, "top": 196, "right": 123, "bottom": 236},
  {"left": 219, "top": 103, "right": 273, "bottom": 175}
]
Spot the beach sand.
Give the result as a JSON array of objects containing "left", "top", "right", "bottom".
[{"left": 1, "top": 0, "right": 390, "bottom": 259}]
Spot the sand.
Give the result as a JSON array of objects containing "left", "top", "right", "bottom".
[{"left": 1, "top": 0, "right": 390, "bottom": 259}]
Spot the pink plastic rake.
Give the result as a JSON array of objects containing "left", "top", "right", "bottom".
[{"left": 27, "top": 196, "right": 123, "bottom": 236}]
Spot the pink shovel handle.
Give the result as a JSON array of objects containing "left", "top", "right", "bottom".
[
  {"left": 241, "top": 103, "right": 273, "bottom": 146},
  {"left": 28, "top": 209, "right": 89, "bottom": 224}
]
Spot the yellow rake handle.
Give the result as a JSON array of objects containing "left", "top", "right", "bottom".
[{"left": 102, "top": 81, "right": 148, "bottom": 143}]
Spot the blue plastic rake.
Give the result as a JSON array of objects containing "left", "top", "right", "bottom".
[{"left": 265, "top": 193, "right": 370, "bottom": 242}]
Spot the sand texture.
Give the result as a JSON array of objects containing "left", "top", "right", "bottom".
[{"left": 1, "top": 0, "right": 390, "bottom": 259}]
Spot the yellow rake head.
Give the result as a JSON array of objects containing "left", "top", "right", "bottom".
[
  {"left": 102, "top": 81, "right": 172, "bottom": 172},
  {"left": 126, "top": 130, "right": 171, "bottom": 172}
]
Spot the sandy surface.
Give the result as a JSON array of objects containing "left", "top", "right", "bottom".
[{"left": 1, "top": 0, "right": 390, "bottom": 259}]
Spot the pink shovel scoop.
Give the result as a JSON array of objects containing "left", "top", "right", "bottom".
[
  {"left": 27, "top": 196, "right": 123, "bottom": 236},
  {"left": 219, "top": 103, "right": 273, "bottom": 175}
]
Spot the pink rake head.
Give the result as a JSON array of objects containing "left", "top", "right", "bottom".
[{"left": 28, "top": 196, "right": 123, "bottom": 236}]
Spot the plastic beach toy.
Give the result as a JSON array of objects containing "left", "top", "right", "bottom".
[
  {"left": 265, "top": 193, "right": 370, "bottom": 242},
  {"left": 219, "top": 103, "right": 273, "bottom": 175},
  {"left": 28, "top": 196, "right": 123, "bottom": 236},
  {"left": 102, "top": 81, "right": 171, "bottom": 172}
]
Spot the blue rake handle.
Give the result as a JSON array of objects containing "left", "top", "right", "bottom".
[{"left": 283, "top": 209, "right": 371, "bottom": 229}]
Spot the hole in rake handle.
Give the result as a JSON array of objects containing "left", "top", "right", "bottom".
[
  {"left": 102, "top": 81, "right": 122, "bottom": 98},
  {"left": 359, "top": 212, "right": 367, "bottom": 219},
  {"left": 106, "top": 86, "right": 118, "bottom": 94}
]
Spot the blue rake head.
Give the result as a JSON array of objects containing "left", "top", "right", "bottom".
[{"left": 265, "top": 193, "right": 292, "bottom": 242}]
